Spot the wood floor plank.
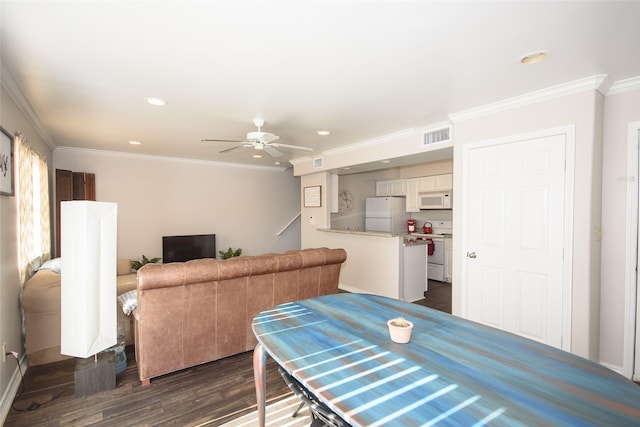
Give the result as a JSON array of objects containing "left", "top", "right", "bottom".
[{"left": 6, "top": 347, "right": 291, "bottom": 427}]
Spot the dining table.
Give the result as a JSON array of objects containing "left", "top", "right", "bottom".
[{"left": 252, "top": 293, "right": 640, "bottom": 426}]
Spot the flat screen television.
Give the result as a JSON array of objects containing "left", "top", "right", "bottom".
[{"left": 162, "top": 234, "right": 216, "bottom": 263}]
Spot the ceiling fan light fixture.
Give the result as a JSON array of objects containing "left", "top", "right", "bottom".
[{"left": 519, "top": 50, "right": 549, "bottom": 64}]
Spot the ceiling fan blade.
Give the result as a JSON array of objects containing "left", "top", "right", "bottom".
[
  {"left": 260, "top": 133, "right": 280, "bottom": 144},
  {"left": 219, "top": 145, "right": 247, "bottom": 154},
  {"left": 263, "top": 145, "right": 283, "bottom": 158},
  {"left": 202, "top": 139, "right": 244, "bottom": 143},
  {"left": 270, "top": 142, "right": 313, "bottom": 152}
]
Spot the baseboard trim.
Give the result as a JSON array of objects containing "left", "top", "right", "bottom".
[
  {"left": 0, "top": 355, "right": 27, "bottom": 424},
  {"left": 599, "top": 361, "right": 624, "bottom": 377}
]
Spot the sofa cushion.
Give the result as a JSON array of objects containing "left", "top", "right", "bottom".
[{"left": 117, "top": 259, "right": 132, "bottom": 276}]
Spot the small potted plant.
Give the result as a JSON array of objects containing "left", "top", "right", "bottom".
[
  {"left": 387, "top": 316, "right": 414, "bottom": 343},
  {"left": 218, "top": 247, "right": 243, "bottom": 260},
  {"left": 131, "top": 255, "right": 161, "bottom": 272}
]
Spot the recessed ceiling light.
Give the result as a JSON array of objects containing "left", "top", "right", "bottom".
[
  {"left": 274, "top": 161, "right": 281, "bottom": 165},
  {"left": 145, "top": 97, "right": 167, "bottom": 106},
  {"left": 317, "top": 130, "right": 330, "bottom": 136},
  {"left": 253, "top": 154, "right": 263, "bottom": 158},
  {"left": 128, "top": 140, "right": 142, "bottom": 145},
  {"left": 342, "top": 167, "right": 351, "bottom": 170},
  {"left": 519, "top": 50, "right": 549, "bottom": 64},
  {"left": 380, "top": 159, "right": 391, "bottom": 164}
]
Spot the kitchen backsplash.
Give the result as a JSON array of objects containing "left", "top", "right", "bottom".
[
  {"left": 330, "top": 202, "right": 452, "bottom": 232},
  {"left": 408, "top": 209, "right": 452, "bottom": 224}
]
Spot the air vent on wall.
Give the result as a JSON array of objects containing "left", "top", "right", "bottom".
[{"left": 422, "top": 126, "right": 451, "bottom": 146}]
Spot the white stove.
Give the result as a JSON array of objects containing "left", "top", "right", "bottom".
[{"left": 412, "top": 220, "right": 452, "bottom": 282}]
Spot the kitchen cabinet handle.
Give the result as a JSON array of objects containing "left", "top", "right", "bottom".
[{"left": 467, "top": 251, "right": 477, "bottom": 259}]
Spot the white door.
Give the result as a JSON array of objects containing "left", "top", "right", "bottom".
[{"left": 463, "top": 133, "right": 567, "bottom": 349}]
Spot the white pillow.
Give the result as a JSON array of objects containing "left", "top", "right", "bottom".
[
  {"left": 38, "top": 257, "right": 62, "bottom": 274},
  {"left": 117, "top": 290, "right": 137, "bottom": 315}
]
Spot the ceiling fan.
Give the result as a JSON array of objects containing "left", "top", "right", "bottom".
[{"left": 201, "top": 119, "right": 313, "bottom": 158}]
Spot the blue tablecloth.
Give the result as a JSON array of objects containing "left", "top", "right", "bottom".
[{"left": 253, "top": 293, "right": 640, "bottom": 426}]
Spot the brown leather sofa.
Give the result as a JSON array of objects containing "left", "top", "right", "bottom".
[{"left": 133, "top": 247, "right": 347, "bottom": 385}]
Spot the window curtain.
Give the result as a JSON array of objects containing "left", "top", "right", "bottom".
[{"left": 16, "top": 133, "right": 51, "bottom": 284}]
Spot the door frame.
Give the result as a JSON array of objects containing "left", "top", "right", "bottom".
[
  {"left": 460, "top": 125, "right": 575, "bottom": 352},
  {"left": 625, "top": 121, "right": 640, "bottom": 380}
]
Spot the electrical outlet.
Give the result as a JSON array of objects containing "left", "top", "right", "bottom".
[{"left": 2, "top": 342, "right": 6, "bottom": 362}]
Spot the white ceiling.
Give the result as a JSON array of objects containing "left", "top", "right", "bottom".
[{"left": 1, "top": 1, "right": 639, "bottom": 170}]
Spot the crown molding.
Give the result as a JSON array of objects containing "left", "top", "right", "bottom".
[
  {"left": 449, "top": 74, "right": 610, "bottom": 123},
  {"left": 288, "top": 128, "right": 418, "bottom": 172},
  {"left": 324, "top": 128, "right": 417, "bottom": 157},
  {"left": 53, "top": 146, "right": 289, "bottom": 172},
  {"left": 0, "top": 64, "right": 56, "bottom": 149},
  {"left": 607, "top": 76, "right": 640, "bottom": 96}
]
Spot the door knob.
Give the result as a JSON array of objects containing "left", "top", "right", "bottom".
[{"left": 467, "top": 251, "right": 477, "bottom": 259}]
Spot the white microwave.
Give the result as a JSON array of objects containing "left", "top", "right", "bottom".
[{"left": 419, "top": 191, "right": 452, "bottom": 210}]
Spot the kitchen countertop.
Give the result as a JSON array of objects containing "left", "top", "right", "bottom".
[
  {"left": 411, "top": 233, "right": 453, "bottom": 238},
  {"left": 318, "top": 228, "right": 430, "bottom": 245},
  {"left": 318, "top": 228, "right": 401, "bottom": 237},
  {"left": 402, "top": 237, "right": 429, "bottom": 246}
]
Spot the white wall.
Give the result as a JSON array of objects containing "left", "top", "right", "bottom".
[
  {"left": 452, "top": 90, "right": 604, "bottom": 360},
  {"left": 301, "top": 172, "right": 330, "bottom": 249},
  {"left": 0, "top": 84, "right": 54, "bottom": 422},
  {"left": 53, "top": 149, "right": 301, "bottom": 260},
  {"left": 599, "top": 89, "right": 640, "bottom": 372},
  {"left": 312, "top": 230, "right": 403, "bottom": 298}
]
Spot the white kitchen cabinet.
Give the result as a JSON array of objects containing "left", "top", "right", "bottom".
[
  {"left": 405, "top": 178, "right": 420, "bottom": 212},
  {"left": 418, "top": 173, "right": 453, "bottom": 192},
  {"left": 444, "top": 236, "right": 453, "bottom": 283},
  {"left": 406, "top": 173, "right": 453, "bottom": 211},
  {"left": 435, "top": 173, "right": 453, "bottom": 191},
  {"left": 376, "top": 179, "right": 406, "bottom": 196}
]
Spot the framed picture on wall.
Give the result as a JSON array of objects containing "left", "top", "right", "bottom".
[
  {"left": 0, "top": 126, "right": 14, "bottom": 196},
  {"left": 304, "top": 185, "right": 321, "bottom": 207}
]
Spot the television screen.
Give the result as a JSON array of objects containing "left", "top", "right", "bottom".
[{"left": 162, "top": 234, "right": 216, "bottom": 263}]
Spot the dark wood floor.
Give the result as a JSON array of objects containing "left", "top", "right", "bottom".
[
  {"left": 5, "top": 281, "right": 452, "bottom": 426},
  {"left": 416, "top": 279, "right": 452, "bottom": 313}
]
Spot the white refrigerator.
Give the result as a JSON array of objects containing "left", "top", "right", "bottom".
[{"left": 365, "top": 197, "right": 408, "bottom": 234}]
